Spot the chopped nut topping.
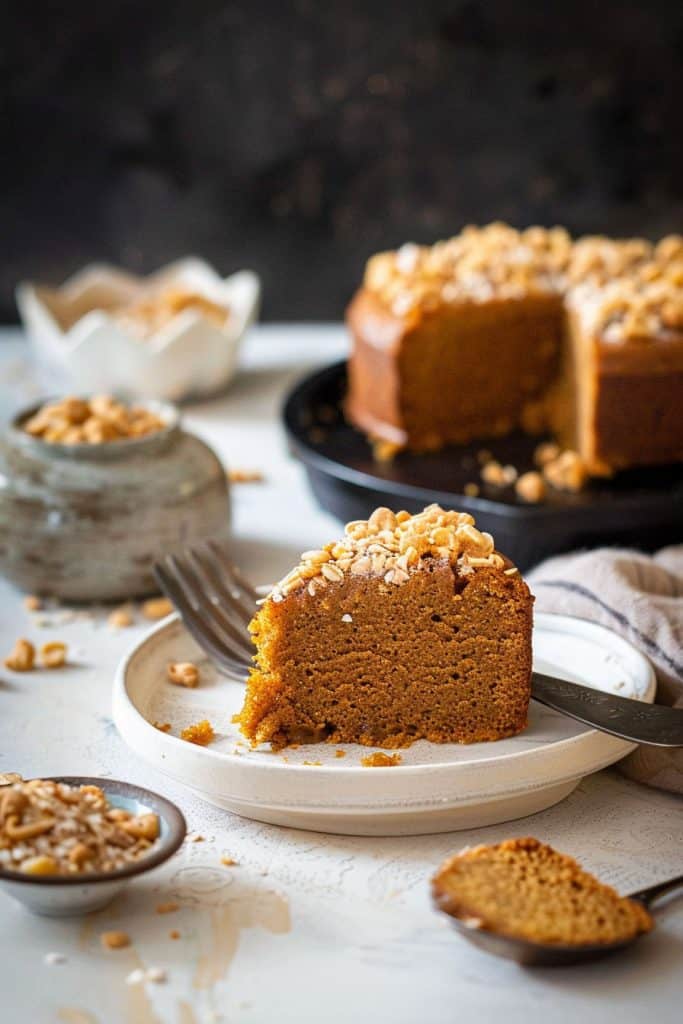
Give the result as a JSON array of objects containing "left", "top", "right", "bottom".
[
  {"left": 4, "top": 638, "right": 35, "bottom": 672},
  {"left": 23, "top": 396, "right": 166, "bottom": 445},
  {"left": 142, "top": 597, "right": 174, "bottom": 620},
  {"left": 180, "top": 720, "right": 215, "bottom": 746},
  {"left": 0, "top": 780, "right": 160, "bottom": 876},
  {"left": 39, "top": 641, "right": 67, "bottom": 669},
  {"left": 515, "top": 471, "right": 547, "bottom": 504},
  {"left": 101, "top": 931, "right": 131, "bottom": 950},
  {"left": 266, "top": 504, "right": 508, "bottom": 603},
  {"left": 167, "top": 661, "right": 200, "bottom": 688},
  {"left": 543, "top": 450, "right": 589, "bottom": 493},
  {"left": 220, "top": 855, "right": 238, "bottom": 866},
  {"left": 153, "top": 721, "right": 172, "bottom": 733}
]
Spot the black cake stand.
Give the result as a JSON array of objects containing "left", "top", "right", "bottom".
[{"left": 282, "top": 361, "right": 682, "bottom": 570}]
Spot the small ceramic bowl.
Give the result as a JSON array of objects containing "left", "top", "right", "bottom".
[
  {"left": 16, "top": 258, "right": 261, "bottom": 401},
  {"left": 0, "top": 777, "right": 186, "bottom": 917},
  {"left": 0, "top": 398, "right": 230, "bottom": 600}
]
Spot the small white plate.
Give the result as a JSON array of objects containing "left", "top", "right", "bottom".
[{"left": 113, "top": 613, "right": 655, "bottom": 836}]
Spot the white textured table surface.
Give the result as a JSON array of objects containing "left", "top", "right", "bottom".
[{"left": 0, "top": 326, "right": 682, "bottom": 1024}]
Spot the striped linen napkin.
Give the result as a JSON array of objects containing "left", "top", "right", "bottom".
[{"left": 528, "top": 545, "right": 683, "bottom": 795}]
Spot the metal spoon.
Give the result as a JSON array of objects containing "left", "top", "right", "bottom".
[{"left": 442, "top": 872, "right": 683, "bottom": 966}]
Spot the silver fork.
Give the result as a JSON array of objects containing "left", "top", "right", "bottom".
[
  {"left": 154, "top": 539, "right": 256, "bottom": 678},
  {"left": 153, "top": 541, "right": 683, "bottom": 747}
]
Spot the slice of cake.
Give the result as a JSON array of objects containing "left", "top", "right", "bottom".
[
  {"left": 432, "top": 837, "right": 653, "bottom": 947},
  {"left": 238, "top": 504, "right": 533, "bottom": 750}
]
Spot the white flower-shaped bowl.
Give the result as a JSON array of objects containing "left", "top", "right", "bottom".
[{"left": 16, "top": 259, "right": 261, "bottom": 402}]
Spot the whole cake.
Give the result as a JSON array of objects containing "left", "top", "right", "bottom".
[
  {"left": 432, "top": 837, "right": 653, "bottom": 947},
  {"left": 346, "top": 223, "right": 683, "bottom": 476},
  {"left": 238, "top": 504, "right": 533, "bottom": 750}
]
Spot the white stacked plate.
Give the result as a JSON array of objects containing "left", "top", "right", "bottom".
[{"left": 113, "top": 613, "right": 655, "bottom": 836}]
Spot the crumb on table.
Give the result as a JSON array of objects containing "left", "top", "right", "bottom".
[
  {"left": 101, "top": 930, "right": 131, "bottom": 950},
  {"left": 141, "top": 597, "right": 174, "bottom": 621},
  {"left": 4, "top": 638, "right": 35, "bottom": 671}
]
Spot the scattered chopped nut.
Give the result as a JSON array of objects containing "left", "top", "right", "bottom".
[
  {"left": 180, "top": 720, "right": 215, "bottom": 746},
  {"left": 335, "top": 750, "right": 346, "bottom": 758},
  {"left": 152, "top": 721, "right": 172, "bottom": 733},
  {"left": 156, "top": 901, "right": 179, "bottom": 915},
  {"left": 515, "top": 471, "right": 547, "bottom": 503},
  {"left": 186, "top": 833, "right": 204, "bottom": 843},
  {"left": 169, "top": 930, "right": 180, "bottom": 940},
  {"left": 481, "top": 461, "right": 517, "bottom": 487},
  {"left": 142, "top": 597, "right": 174, "bottom": 620},
  {"left": 227, "top": 468, "right": 264, "bottom": 484},
  {"left": 463, "top": 482, "right": 480, "bottom": 497},
  {"left": 167, "top": 661, "right": 200, "bottom": 688},
  {"left": 4, "top": 638, "right": 35, "bottom": 672},
  {"left": 39, "top": 641, "right": 67, "bottom": 669},
  {"left": 372, "top": 439, "right": 402, "bottom": 462},
  {"left": 543, "top": 450, "right": 589, "bottom": 493},
  {"left": 533, "top": 441, "right": 561, "bottom": 467},
  {"left": 101, "top": 930, "right": 131, "bottom": 950},
  {"left": 108, "top": 606, "right": 134, "bottom": 629},
  {"left": 220, "top": 856, "right": 238, "bottom": 866},
  {"left": 23, "top": 595, "right": 42, "bottom": 612}
]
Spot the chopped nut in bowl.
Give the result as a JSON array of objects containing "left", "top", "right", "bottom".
[{"left": 0, "top": 776, "right": 185, "bottom": 916}]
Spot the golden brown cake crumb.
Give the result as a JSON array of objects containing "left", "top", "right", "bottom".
[
  {"left": 543, "top": 450, "right": 589, "bottom": 493},
  {"left": 100, "top": 931, "right": 131, "bottom": 950},
  {"left": 23, "top": 395, "right": 166, "bottom": 445},
  {"left": 0, "top": 780, "right": 160, "bottom": 876},
  {"left": 515, "top": 471, "right": 546, "bottom": 504},
  {"left": 180, "top": 720, "right": 215, "bottom": 746},
  {"left": 432, "top": 837, "right": 653, "bottom": 947},
  {"left": 156, "top": 901, "right": 179, "bottom": 914},
  {"left": 142, "top": 597, "right": 174, "bottom": 620},
  {"left": 240, "top": 504, "right": 532, "bottom": 751},
  {"left": 361, "top": 752, "right": 402, "bottom": 767},
  {"left": 4, "top": 638, "right": 35, "bottom": 671},
  {"left": 39, "top": 641, "right": 67, "bottom": 669},
  {"left": 167, "top": 662, "right": 200, "bottom": 688}
]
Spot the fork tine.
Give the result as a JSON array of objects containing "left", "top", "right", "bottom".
[
  {"left": 154, "top": 562, "right": 250, "bottom": 677},
  {"left": 166, "top": 555, "right": 255, "bottom": 662},
  {"left": 204, "top": 540, "right": 260, "bottom": 608},
  {"left": 184, "top": 548, "right": 256, "bottom": 654},
  {"left": 190, "top": 546, "right": 254, "bottom": 628}
]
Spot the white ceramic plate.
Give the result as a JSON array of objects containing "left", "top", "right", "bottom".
[{"left": 113, "top": 613, "right": 655, "bottom": 836}]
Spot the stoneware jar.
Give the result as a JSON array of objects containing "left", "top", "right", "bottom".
[{"left": 0, "top": 400, "right": 230, "bottom": 601}]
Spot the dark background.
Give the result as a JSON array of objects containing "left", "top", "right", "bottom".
[{"left": 2, "top": 0, "right": 682, "bottom": 321}]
